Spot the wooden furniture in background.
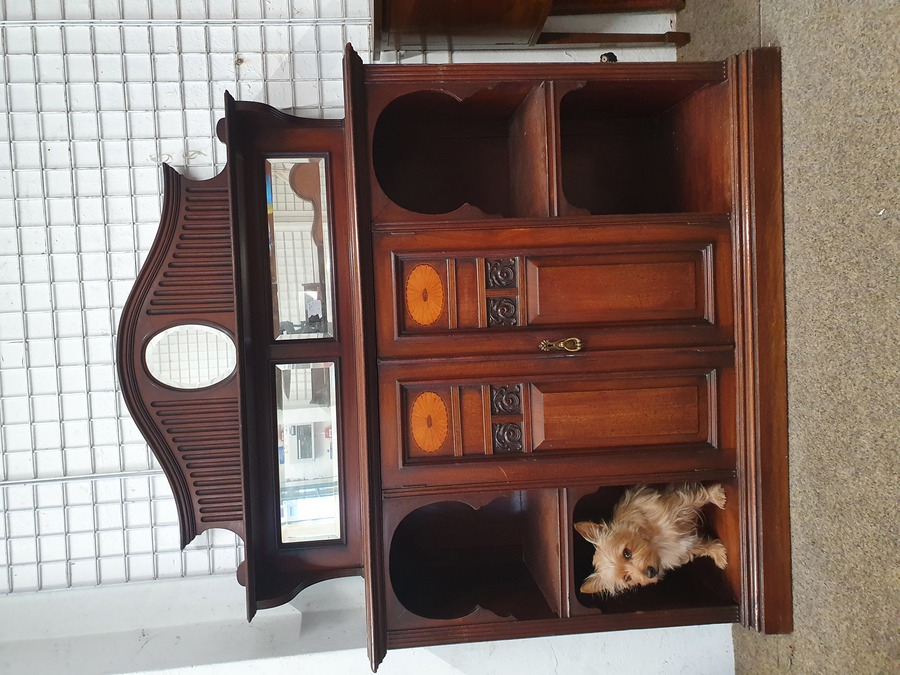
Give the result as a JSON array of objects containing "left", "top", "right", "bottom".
[
  {"left": 118, "top": 46, "right": 790, "bottom": 671},
  {"left": 373, "top": 0, "right": 690, "bottom": 53}
]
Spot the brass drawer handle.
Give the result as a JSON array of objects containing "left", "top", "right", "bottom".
[{"left": 539, "top": 337, "right": 583, "bottom": 353}]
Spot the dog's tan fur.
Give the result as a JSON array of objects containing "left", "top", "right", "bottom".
[{"left": 575, "top": 483, "right": 728, "bottom": 596}]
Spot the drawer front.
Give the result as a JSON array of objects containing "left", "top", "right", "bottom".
[
  {"left": 530, "top": 375, "right": 710, "bottom": 452},
  {"left": 373, "top": 216, "right": 733, "bottom": 358},
  {"left": 378, "top": 348, "right": 736, "bottom": 491},
  {"left": 524, "top": 251, "right": 707, "bottom": 326}
]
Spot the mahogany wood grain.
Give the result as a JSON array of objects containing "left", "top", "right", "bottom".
[
  {"left": 385, "top": 604, "right": 739, "bottom": 649},
  {"left": 730, "top": 47, "right": 792, "bottom": 634},
  {"left": 364, "top": 60, "right": 726, "bottom": 84},
  {"left": 530, "top": 375, "right": 709, "bottom": 451},
  {"left": 524, "top": 252, "right": 707, "bottom": 325},
  {"left": 117, "top": 167, "right": 244, "bottom": 548},
  {"left": 377, "top": 348, "right": 736, "bottom": 492},
  {"left": 658, "top": 79, "right": 734, "bottom": 215},
  {"left": 523, "top": 489, "right": 565, "bottom": 617},
  {"left": 372, "top": 216, "right": 734, "bottom": 359},
  {"left": 343, "top": 45, "right": 390, "bottom": 670},
  {"left": 509, "top": 83, "right": 552, "bottom": 219}
]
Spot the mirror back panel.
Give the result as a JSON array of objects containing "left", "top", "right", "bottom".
[{"left": 118, "top": 98, "right": 367, "bottom": 618}]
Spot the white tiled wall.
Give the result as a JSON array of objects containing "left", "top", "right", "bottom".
[
  {"left": 0, "top": 0, "right": 372, "bottom": 595},
  {"left": 0, "top": 1, "right": 675, "bottom": 595}
]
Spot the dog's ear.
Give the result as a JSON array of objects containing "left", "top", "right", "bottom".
[
  {"left": 580, "top": 574, "right": 605, "bottom": 595},
  {"left": 574, "top": 520, "right": 607, "bottom": 545}
]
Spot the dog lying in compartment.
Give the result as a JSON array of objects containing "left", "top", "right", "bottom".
[{"left": 575, "top": 483, "right": 728, "bottom": 597}]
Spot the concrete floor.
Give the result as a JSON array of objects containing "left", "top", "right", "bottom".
[{"left": 678, "top": 1, "right": 899, "bottom": 672}]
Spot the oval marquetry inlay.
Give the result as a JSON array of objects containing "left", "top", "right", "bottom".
[
  {"left": 405, "top": 264, "right": 444, "bottom": 326},
  {"left": 410, "top": 391, "right": 449, "bottom": 453}
]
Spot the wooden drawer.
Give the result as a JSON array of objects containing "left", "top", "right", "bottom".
[
  {"left": 373, "top": 215, "right": 733, "bottom": 359},
  {"left": 377, "top": 347, "right": 736, "bottom": 492}
]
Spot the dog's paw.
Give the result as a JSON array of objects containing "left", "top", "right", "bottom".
[
  {"left": 708, "top": 540, "right": 728, "bottom": 569},
  {"left": 708, "top": 484, "right": 727, "bottom": 509}
]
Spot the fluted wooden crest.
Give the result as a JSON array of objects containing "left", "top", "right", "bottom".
[{"left": 117, "top": 166, "right": 245, "bottom": 547}]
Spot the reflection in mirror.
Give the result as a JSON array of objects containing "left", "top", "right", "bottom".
[
  {"left": 276, "top": 362, "right": 341, "bottom": 544},
  {"left": 145, "top": 324, "right": 236, "bottom": 389},
  {"left": 266, "top": 157, "right": 334, "bottom": 341}
]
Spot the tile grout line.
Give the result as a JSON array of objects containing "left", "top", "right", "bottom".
[
  {"left": 29, "top": 19, "right": 65, "bottom": 591},
  {"left": 0, "top": 18, "right": 370, "bottom": 27},
  {"left": 1, "top": 19, "right": 41, "bottom": 593},
  {"left": 1, "top": 469, "right": 164, "bottom": 487}
]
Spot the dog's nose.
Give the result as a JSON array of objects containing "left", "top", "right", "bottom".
[{"left": 647, "top": 566, "right": 658, "bottom": 579}]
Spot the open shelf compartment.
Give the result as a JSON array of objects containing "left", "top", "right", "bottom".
[
  {"left": 371, "top": 83, "right": 551, "bottom": 220},
  {"left": 557, "top": 78, "right": 733, "bottom": 216},
  {"left": 568, "top": 481, "right": 740, "bottom": 617},
  {"left": 385, "top": 489, "right": 562, "bottom": 628}
]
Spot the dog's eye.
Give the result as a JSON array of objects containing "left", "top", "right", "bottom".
[{"left": 623, "top": 548, "right": 632, "bottom": 560}]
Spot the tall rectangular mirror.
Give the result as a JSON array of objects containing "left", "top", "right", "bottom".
[
  {"left": 275, "top": 362, "right": 341, "bottom": 544},
  {"left": 266, "top": 156, "right": 335, "bottom": 341}
]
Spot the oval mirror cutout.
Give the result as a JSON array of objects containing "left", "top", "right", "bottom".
[{"left": 145, "top": 325, "right": 236, "bottom": 389}]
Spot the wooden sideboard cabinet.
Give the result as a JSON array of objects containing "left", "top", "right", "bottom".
[{"left": 118, "top": 45, "right": 790, "bottom": 670}]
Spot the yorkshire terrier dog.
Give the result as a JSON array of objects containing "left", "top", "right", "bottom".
[{"left": 575, "top": 483, "right": 728, "bottom": 596}]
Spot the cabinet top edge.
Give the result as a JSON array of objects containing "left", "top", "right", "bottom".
[
  {"left": 373, "top": 212, "right": 732, "bottom": 231},
  {"left": 360, "top": 60, "right": 727, "bottom": 84}
]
